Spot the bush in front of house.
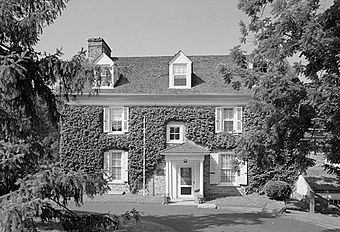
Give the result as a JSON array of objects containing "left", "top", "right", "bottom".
[{"left": 264, "top": 181, "right": 292, "bottom": 201}]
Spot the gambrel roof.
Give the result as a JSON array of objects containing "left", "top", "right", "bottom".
[{"left": 96, "top": 54, "right": 250, "bottom": 95}]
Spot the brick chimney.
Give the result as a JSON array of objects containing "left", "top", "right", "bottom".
[{"left": 87, "top": 37, "right": 112, "bottom": 62}]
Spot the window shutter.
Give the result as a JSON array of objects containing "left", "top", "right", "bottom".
[
  {"left": 234, "top": 107, "right": 242, "bottom": 133},
  {"left": 121, "top": 152, "right": 129, "bottom": 182},
  {"left": 122, "top": 107, "right": 129, "bottom": 132},
  {"left": 103, "top": 151, "right": 110, "bottom": 178},
  {"left": 210, "top": 153, "right": 219, "bottom": 184},
  {"left": 103, "top": 108, "right": 109, "bottom": 133},
  {"left": 239, "top": 161, "right": 248, "bottom": 185},
  {"left": 215, "top": 107, "right": 222, "bottom": 133}
]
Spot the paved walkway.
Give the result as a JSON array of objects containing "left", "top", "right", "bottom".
[{"left": 72, "top": 202, "right": 334, "bottom": 232}]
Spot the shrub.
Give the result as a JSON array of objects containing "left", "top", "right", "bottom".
[{"left": 264, "top": 181, "right": 292, "bottom": 201}]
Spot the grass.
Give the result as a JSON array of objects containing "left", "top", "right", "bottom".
[
  {"left": 207, "top": 195, "right": 276, "bottom": 208},
  {"left": 83, "top": 193, "right": 164, "bottom": 204}
]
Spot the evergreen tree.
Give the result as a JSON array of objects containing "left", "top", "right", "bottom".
[{"left": 0, "top": 1, "right": 137, "bottom": 231}]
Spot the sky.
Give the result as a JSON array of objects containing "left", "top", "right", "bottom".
[{"left": 35, "top": 0, "right": 252, "bottom": 59}]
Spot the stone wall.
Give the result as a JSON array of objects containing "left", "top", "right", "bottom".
[{"left": 144, "top": 161, "right": 166, "bottom": 196}]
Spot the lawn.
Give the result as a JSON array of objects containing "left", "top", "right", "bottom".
[
  {"left": 36, "top": 194, "right": 278, "bottom": 231},
  {"left": 207, "top": 195, "right": 276, "bottom": 208}
]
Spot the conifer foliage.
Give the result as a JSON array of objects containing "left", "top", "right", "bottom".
[{"left": 0, "top": 1, "right": 137, "bottom": 231}]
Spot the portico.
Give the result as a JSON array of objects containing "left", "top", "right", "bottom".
[{"left": 160, "top": 141, "right": 209, "bottom": 200}]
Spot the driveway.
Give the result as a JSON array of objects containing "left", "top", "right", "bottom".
[{"left": 72, "top": 202, "right": 332, "bottom": 232}]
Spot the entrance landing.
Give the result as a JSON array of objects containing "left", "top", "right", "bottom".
[{"left": 170, "top": 198, "right": 196, "bottom": 205}]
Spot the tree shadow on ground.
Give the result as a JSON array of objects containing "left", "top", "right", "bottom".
[
  {"left": 321, "top": 230, "right": 340, "bottom": 232},
  {"left": 143, "top": 212, "right": 276, "bottom": 232}
]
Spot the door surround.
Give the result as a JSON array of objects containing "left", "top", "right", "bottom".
[{"left": 178, "top": 166, "right": 194, "bottom": 198}]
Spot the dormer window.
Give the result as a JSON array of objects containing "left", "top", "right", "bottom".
[
  {"left": 169, "top": 51, "right": 192, "bottom": 89},
  {"left": 173, "top": 64, "right": 188, "bottom": 87},
  {"left": 95, "top": 65, "right": 114, "bottom": 88},
  {"left": 92, "top": 53, "right": 115, "bottom": 89}
]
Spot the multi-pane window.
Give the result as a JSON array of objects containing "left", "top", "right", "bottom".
[
  {"left": 94, "top": 65, "right": 113, "bottom": 88},
  {"left": 103, "top": 107, "right": 129, "bottom": 133},
  {"left": 103, "top": 150, "right": 128, "bottom": 183},
  {"left": 100, "top": 66, "right": 112, "bottom": 87},
  {"left": 169, "top": 126, "right": 180, "bottom": 140},
  {"left": 173, "top": 64, "right": 187, "bottom": 87},
  {"left": 215, "top": 107, "right": 242, "bottom": 133},
  {"left": 110, "top": 109, "right": 123, "bottom": 132},
  {"left": 223, "top": 108, "right": 234, "bottom": 133},
  {"left": 220, "top": 154, "right": 235, "bottom": 183},
  {"left": 109, "top": 152, "right": 122, "bottom": 180},
  {"left": 167, "top": 124, "right": 184, "bottom": 143}
]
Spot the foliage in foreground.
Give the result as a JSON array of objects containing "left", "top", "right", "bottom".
[
  {"left": 0, "top": 0, "right": 139, "bottom": 231},
  {"left": 216, "top": 0, "right": 340, "bottom": 192},
  {"left": 236, "top": 0, "right": 340, "bottom": 179},
  {"left": 60, "top": 209, "right": 140, "bottom": 232}
]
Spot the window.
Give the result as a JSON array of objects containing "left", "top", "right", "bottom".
[
  {"left": 95, "top": 65, "right": 114, "bottom": 88},
  {"left": 173, "top": 64, "right": 187, "bottom": 87},
  {"left": 103, "top": 107, "right": 129, "bottom": 133},
  {"left": 109, "top": 152, "right": 122, "bottom": 180},
  {"left": 210, "top": 152, "right": 247, "bottom": 186},
  {"left": 103, "top": 150, "right": 128, "bottom": 183},
  {"left": 215, "top": 107, "right": 242, "bottom": 133},
  {"left": 167, "top": 124, "right": 184, "bottom": 143},
  {"left": 220, "top": 154, "right": 235, "bottom": 183},
  {"left": 169, "top": 51, "right": 192, "bottom": 89}
]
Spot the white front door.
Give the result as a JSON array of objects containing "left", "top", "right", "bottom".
[{"left": 178, "top": 166, "right": 193, "bottom": 197}]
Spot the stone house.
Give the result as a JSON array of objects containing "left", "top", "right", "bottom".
[{"left": 59, "top": 37, "right": 251, "bottom": 200}]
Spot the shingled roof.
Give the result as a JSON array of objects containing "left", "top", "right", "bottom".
[
  {"left": 97, "top": 55, "right": 250, "bottom": 95},
  {"left": 303, "top": 164, "right": 340, "bottom": 193},
  {"left": 160, "top": 141, "right": 210, "bottom": 155}
]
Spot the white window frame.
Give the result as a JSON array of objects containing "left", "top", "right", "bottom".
[
  {"left": 98, "top": 65, "right": 114, "bottom": 88},
  {"left": 103, "top": 150, "right": 128, "bottom": 184},
  {"left": 92, "top": 53, "right": 115, "bottom": 89},
  {"left": 215, "top": 107, "right": 242, "bottom": 134},
  {"left": 166, "top": 124, "right": 184, "bottom": 144},
  {"left": 210, "top": 152, "right": 247, "bottom": 186},
  {"left": 173, "top": 63, "right": 188, "bottom": 87},
  {"left": 168, "top": 51, "right": 192, "bottom": 89},
  {"left": 103, "top": 107, "right": 129, "bottom": 134},
  {"left": 219, "top": 153, "right": 235, "bottom": 184}
]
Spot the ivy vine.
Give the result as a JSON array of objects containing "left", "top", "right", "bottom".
[{"left": 59, "top": 105, "right": 237, "bottom": 192}]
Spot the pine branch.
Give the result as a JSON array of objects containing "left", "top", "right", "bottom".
[{"left": 47, "top": 196, "right": 79, "bottom": 218}]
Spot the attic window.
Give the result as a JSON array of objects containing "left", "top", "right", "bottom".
[
  {"left": 95, "top": 65, "right": 114, "bottom": 88},
  {"left": 173, "top": 64, "right": 187, "bottom": 87},
  {"left": 169, "top": 51, "right": 192, "bottom": 89}
]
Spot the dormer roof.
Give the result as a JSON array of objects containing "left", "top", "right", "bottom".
[
  {"left": 169, "top": 50, "right": 192, "bottom": 64},
  {"left": 93, "top": 52, "right": 115, "bottom": 65}
]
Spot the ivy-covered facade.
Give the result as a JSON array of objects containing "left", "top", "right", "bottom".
[{"left": 59, "top": 38, "right": 251, "bottom": 200}]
